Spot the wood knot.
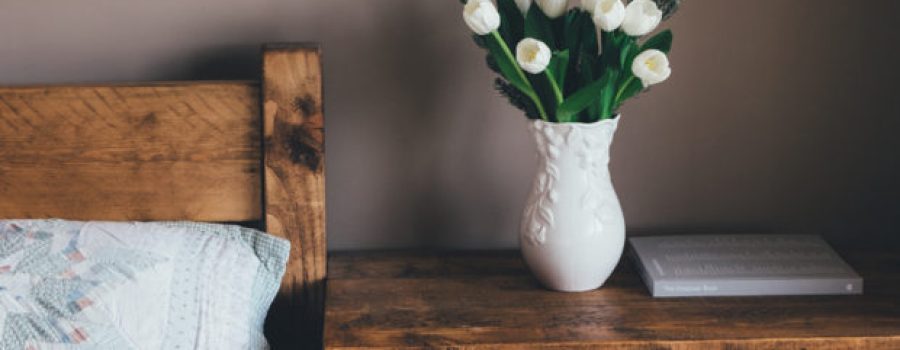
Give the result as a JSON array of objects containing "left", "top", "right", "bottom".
[
  {"left": 138, "top": 113, "right": 157, "bottom": 128},
  {"left": 284, "top": 124, "right": 322, "bottom": 172},
  {"left": 292, "top": 95, "right": 317, "bottom": 117}
]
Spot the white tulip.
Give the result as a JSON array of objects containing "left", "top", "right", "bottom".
[
  {"left": 621, "top": 0, "right": 662, "bottom": 36},
  {"left": 515, "top": 0, "right": 532, "bottom": 14},
  {"left": 516, "top": 38, "right": 552, "bottom": 74},
  {"left": 592, "top": 0, "right": 625, "bottom": 32},
  {"left": 463, "top": 0, "right": 501, "bottom": 36},
  {"left": 536, "top": 0, "right": 568, "bottom": 19},
  {"left": 580, "top": 0, "right": 599, "bottom": 13},
  {"left": 631, "top": 49, "right": 671, "bottom": 87}
]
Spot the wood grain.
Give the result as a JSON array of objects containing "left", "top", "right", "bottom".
[
  {"left": 262, "top": 44, "right": 327, "bottom": 350},
  {"left": 0, "top": 82, "right": 261, "bottom": 221},
  {"left": 324, "top": 243, "right": 900, "bottom": 349},
  {"left": 0, "top": 44, "right": 328, "bottom": 348}
]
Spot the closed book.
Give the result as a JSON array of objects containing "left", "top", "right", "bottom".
[{"left": 628, "top": 234, "right": 862, "bottom": 297}]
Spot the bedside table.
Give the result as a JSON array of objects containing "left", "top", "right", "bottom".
[{"left": 324, "top": 243, "right": 900, "bottom": 349}]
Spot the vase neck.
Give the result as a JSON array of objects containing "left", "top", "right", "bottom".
[{"left": 529, "top": 120, "right": 618, "bottom": 162}]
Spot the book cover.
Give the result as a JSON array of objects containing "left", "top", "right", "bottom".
[{"left": 628, "top": 234, "right": 863, "bottom": 297}]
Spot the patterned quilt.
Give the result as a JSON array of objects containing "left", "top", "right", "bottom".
[{"left": 0, "top": 220, "right": 289, "bottom": 350}]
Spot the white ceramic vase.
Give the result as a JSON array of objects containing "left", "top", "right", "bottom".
[{"left": 520, "top": 117, "right": 625, "bottom": 292}]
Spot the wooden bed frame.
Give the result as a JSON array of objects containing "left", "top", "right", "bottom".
[{"left": 0, "top": 43, "right": 325, "bottom": 349}]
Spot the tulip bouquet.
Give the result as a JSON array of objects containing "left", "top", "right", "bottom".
[{"left": 461, "top": 0, "right": 680, "bottom": 123}]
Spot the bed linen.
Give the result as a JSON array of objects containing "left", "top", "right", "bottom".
[{"left": 0, "top": 220, "right": 289, "bottom": 350}]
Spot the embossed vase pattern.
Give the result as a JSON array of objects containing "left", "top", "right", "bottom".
[{"left": 520, "top": 118, "right": 625, "bottom": 292}]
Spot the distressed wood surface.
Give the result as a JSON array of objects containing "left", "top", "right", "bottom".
[
  {"left": 0, "top": 82, "right": 261, "bottom": 221},
  {"left": 324, "top": 241, "right": 900, "bottom": 349},
  {"left": 262, "top": 44, "right": 327, "bottom": 350},
  {"left": 0, "top": 43, "right": 328, "bottom": 348}
]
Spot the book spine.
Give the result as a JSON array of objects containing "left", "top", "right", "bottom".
[
  {"left": 652, "top": 277, "right": 863, "bottom": 297},
  {"left": 627, "top": 245, "right": 657, "bottom": 297}
]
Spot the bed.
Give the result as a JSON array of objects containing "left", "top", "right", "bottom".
[{"left": 0, "top": 43, "right": 325, "bottom": 349}]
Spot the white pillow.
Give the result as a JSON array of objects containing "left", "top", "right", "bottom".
[{"left": 0, "top": 220, "right": 289, "bottom": 350}]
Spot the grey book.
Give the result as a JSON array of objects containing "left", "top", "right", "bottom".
[{"left": 628, "top": 234, "right": 863, "bottom": 297}]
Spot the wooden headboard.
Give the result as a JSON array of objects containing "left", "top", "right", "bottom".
[{"left": 0, "top": 43, "right": 325, "bottom": 348}]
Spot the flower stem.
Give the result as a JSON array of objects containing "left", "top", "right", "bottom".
[
  {"left": 614, "top": 75, "right": 637, "bottom": 106},
  {"left": 544, "top": 70, "right": 564, "bottom": 106},
  {"left": 490, "top": 31, "right": 549, "bottom": 121}
]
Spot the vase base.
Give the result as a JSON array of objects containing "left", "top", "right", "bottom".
[
  {"left": 542, "top": 284, "right": 602, "bottom": 293},
  {"left": 535, "top": 276, "right": 612, "bottom": 293}
]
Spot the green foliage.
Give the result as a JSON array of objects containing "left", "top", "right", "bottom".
[
  {"left": 524, "top": 6, "right": 557, "bottom": 50},
  {"left": 482, "top": 33, "right": 528, "bottom": 95},
  {"left": 495, "top": 78, "right": 540, "bottom": 119},
  {"left": 619, "top": 37, "right": 638, "bottom": 70},
  {"left": 614, "top": 76, "right": 644, "bottom": 109},
  {"left": 548, "top": 50, "right": 569, "bottom": 93},
  {"left": 563, "top": 11, "right": 588, "bottom": 53},
  {"left": 469, "top": 0, "right": 679, "bottom": 123},
  {"left": 557, "top": 68, "right": 619, "bottom": 122},
  {"left": 496, "top": 0, "right": 524, "bottom": 48},
  {"left": 642, "top": 29, "right": 673, "bottom": 53},
  {"left": 598, "top": 70, "right": 620, "bottom": 119}
]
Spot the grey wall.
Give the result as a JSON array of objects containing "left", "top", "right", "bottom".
[{"left": 2, "top": 1, "right": 898, "bottom": 249}]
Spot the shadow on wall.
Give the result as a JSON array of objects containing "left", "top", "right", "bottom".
[
  {"left": 182, "top": 45, "right": 260, "bottom": 81},
  {"left": 290, "top": 1, "right": 538, "bottom": 249},
  {"left": 161, "top": 1, "right": 532, "bottom": 249}
]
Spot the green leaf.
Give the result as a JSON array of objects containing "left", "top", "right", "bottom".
[
  {"left": 599, "top": 69, "right": 620, "bottom": 119},
  {"left": 576, "top": 20, "right": 600, "bottom": 111},
  {"left": 484, "top": 31, "right": 550, "bottom": 121},
  {"left": 550, "top": 10, "right": 570, "bottom": 51},
  {"left": 524, "top": 5, "right": 556, "bottom": 49},
  {"left": 614, "top": 75, "right": 644, "bottom": 108},
  {"left": 563, "top": 11, "right": 581, "bottom": 51},
  {"left": 484, "top": 53, "right": 501, "bottom": 75},
  {"left": 561, "top": 11, "right": 591, "bottom": 100},
  {"left": 482, "top": 34, "right": 529, "bottom": 94},
  {"left": 578, "top": 17, "right": 599, "bottom": 58},
  {"left": 548, "top": 50, "right": 569, "bottom": 92},
  {"left": 619, "top": 39, "right": 637, "bottom": 71},
  {"left": 527, "top": 69, "right": 557, "bottom": 121},
  {"left": 600, "top": 30, "right": 626, "bottom": 69},
  {"left": 562, "top": 10, "right": 588, "bottom": 53},
  {"left": 557, "top": 69, "right": 618, "bottom": 122},
  {"left": 577, "top": 53, "right": 599, "bottom": 120},
  {"left": 496, "top": 0, "right": 525, "bottom": 48},
  {"left": 641, "top": 29, "right": 673, "bottom": 53},
  {"left": 495, "top": 78, "right": 540, "bottom": 119},
  {"left": 472, "top": 34, "right": 488, "bottom": 49}
]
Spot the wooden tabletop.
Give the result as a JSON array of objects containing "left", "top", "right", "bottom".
[{"left": 324, "top": 240, "right": 900, "bottom": 349}]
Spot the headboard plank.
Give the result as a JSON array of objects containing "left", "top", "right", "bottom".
[
  {"left": 0, "top": 82, "right": 262, "bottom": 221},
  {"left": 262, "top": 44, "right": 327, "bottom": 349},
  {"left": 0, "top": 45, "right": 327, "bottom": 348}
]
